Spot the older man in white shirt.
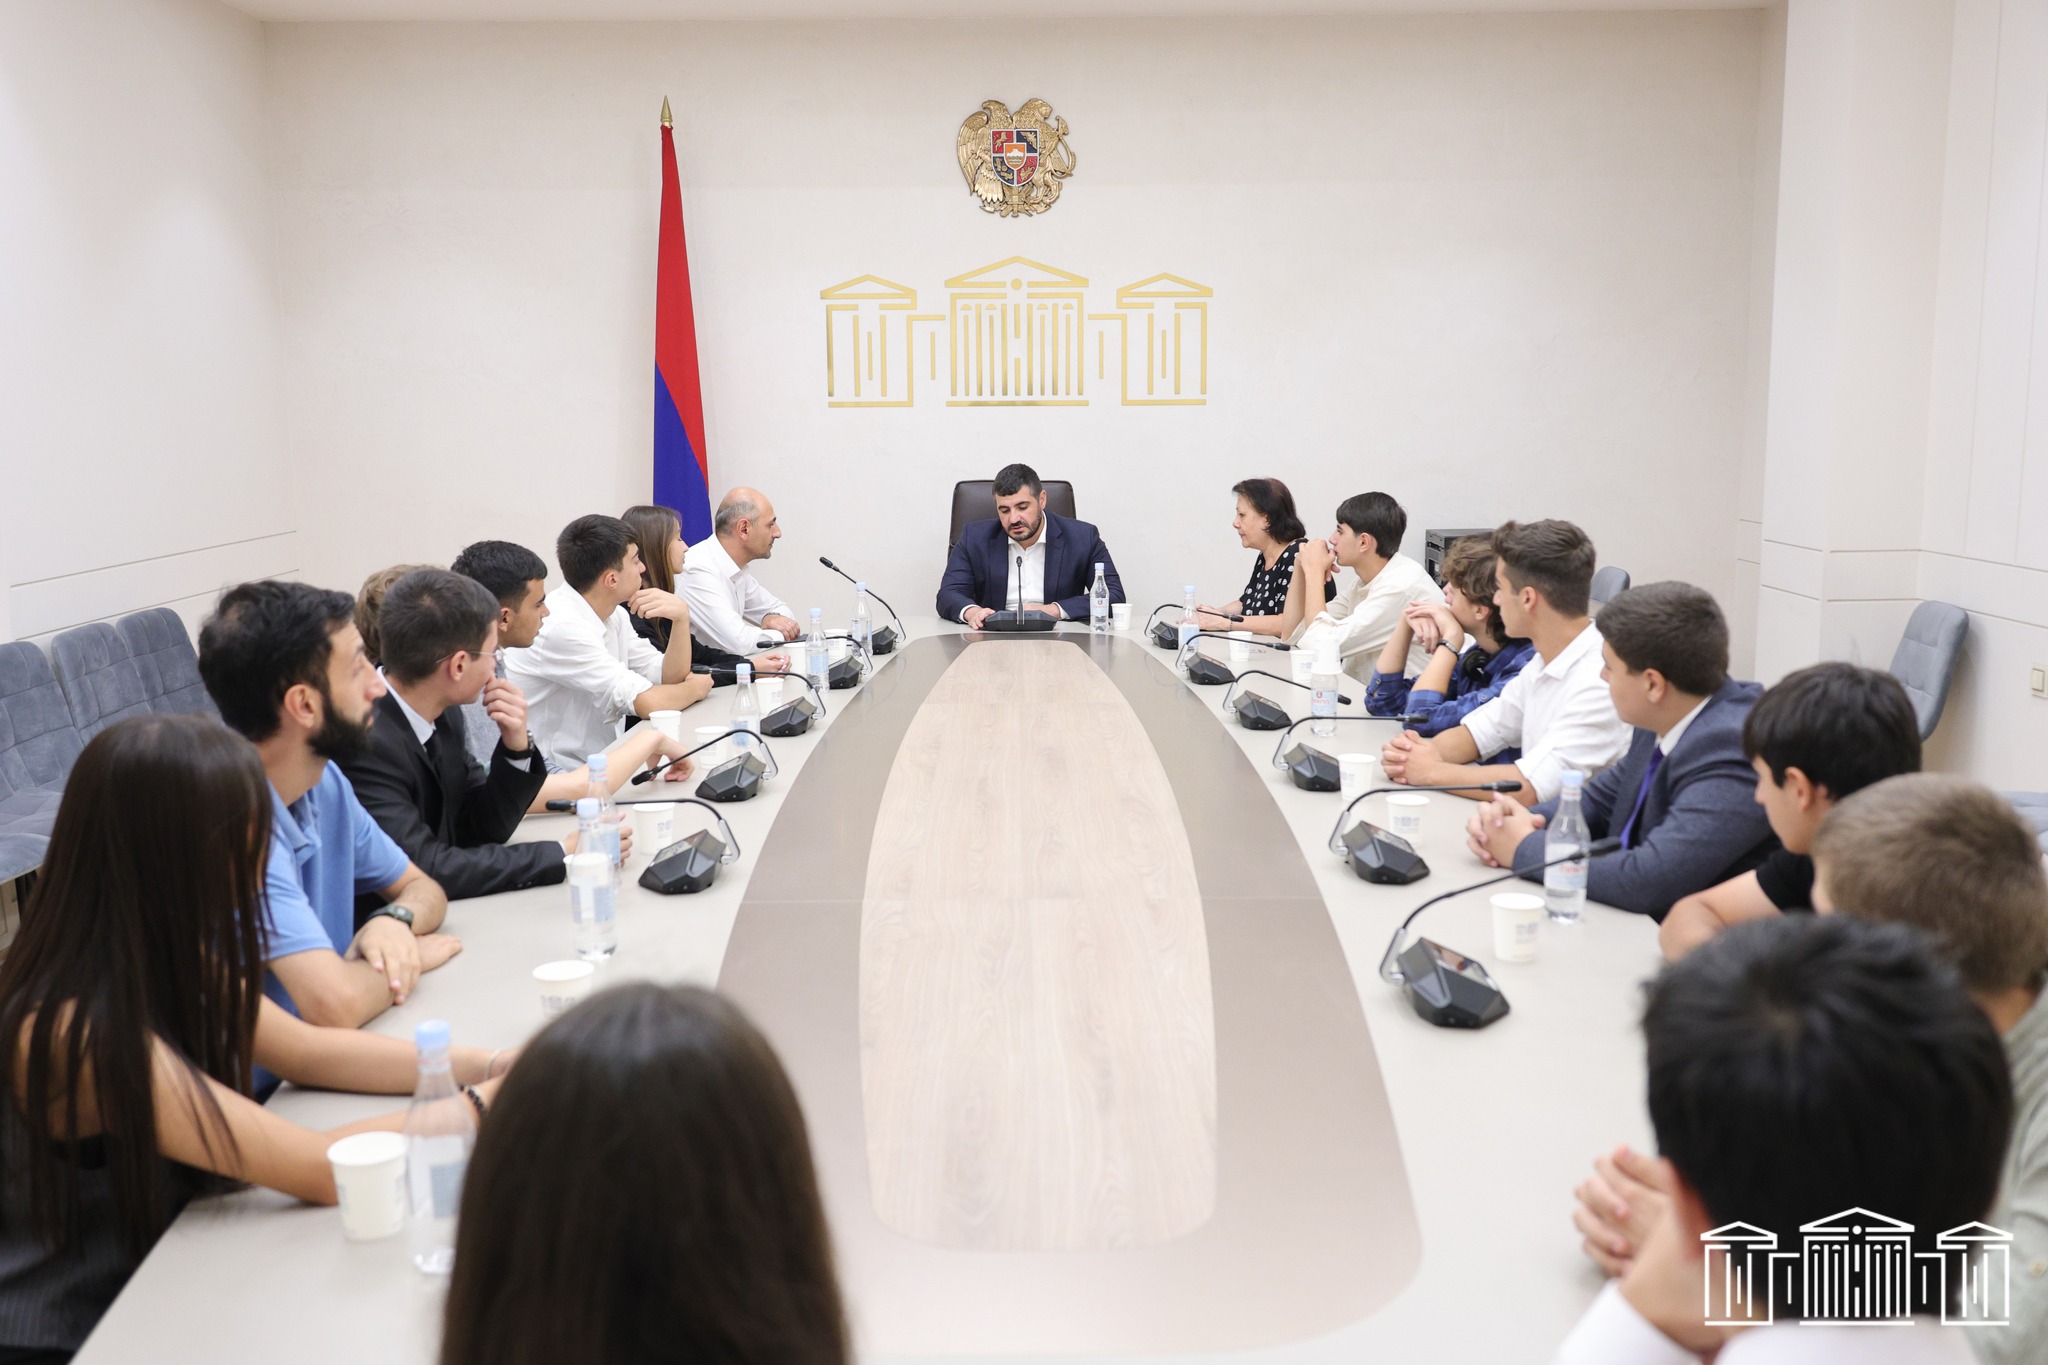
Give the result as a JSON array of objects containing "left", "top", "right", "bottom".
[
  {"left": 1382, "top": 520, "right": 1628, "bottom": 802},
  {"left": 678, "top": 487, "right": 801, "bottom": 657},
  {"left": 1281, "top": 491, "right": 1443, "bottom": 682}
]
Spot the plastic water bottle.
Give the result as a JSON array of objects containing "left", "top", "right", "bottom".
[
  {"left": 1177, "top": 585, "right": 1199, "bottom": 678},
  {"left": 568, "top": 842, "right": 617, "bottom": 960},
  {"left": 1089, "top": 563, "right": 1111, "bottom": 636},
  {"left": 1544, "top": 771, "right": 1590, "bottom": 924},
  {"left": 851, "top": 583, "right": 873, "bottom": 652},
  {"left": 731, "top": 663, "right": 760, "bottom": 752},
  {"left": 805, "top": 608, "right": 830, "bottom": 691},
  {"left": 583, "top": 754, "right": 621, "bottom": 868},
  {"left": 404, "top": 1020, "right": 475, "bottom": 1275},
  {"left": 1310, "top": 645, "right": 1340, "bottom": 737}
]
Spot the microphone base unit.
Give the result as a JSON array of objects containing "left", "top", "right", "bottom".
[
  {"left": 870, "top": 626, "right": 898, "bottom": 655},
  {"left": 982, "top": 611, "right": 1058, "bottom": 633},
  {"left": 638, "top": 830, "right": 728, "bottom": 894},
  {"left": 1150, "top": 621, "right": 1180, "bottom": 649},
  {"left": 827, "top": 657, "right": 864, "bottom": 689},
  {"left": 697, "top": 751, "right": 769, "bottom": 803},
  {"left": 1235, "top": 694, "right": 1292, "bottom": 731},
  {"left": 1400, "top": 937, "right": 1510, "bottom": 1029},
  {"left": 1282, "top": 743, "right": 1343, "bottom": 792},
  {"left": 1341, "top": 821, "right": 1430, "bottom": 885},
  {"left": 760, "top": 696, "right": 817, "bottom": 737},
  {"left": 1185, "top": 655, "right": 1235, "bottom": 686}
]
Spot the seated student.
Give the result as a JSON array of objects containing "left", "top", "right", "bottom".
[
  {"left": 441, "top": 982, "right": 847, "bottom": 1365},
  {"left": 337, "top": 568, "right": 570, "bottom": 904},
  {"left": 621, "top": 502, "right": 789, "bottom": 681},
  {"left": 1366, "top": 536, "right": 1534, "bottom": 747},
  {"left": 1656, "top": 662, "right": 1921, "bottom": 959},
  {"left": 675, "top": 488, "right": 803, "bottom": 655},
  {"left": 939, "top": 463, "right": 1125, "bottom": 627},
  {"left": 1190, "top": 478, "right": 1330, "bottom": 640},
  {"left": 1289, "top": 491, "right": 1442, "bottom": 682},
  {"left": 446, "top": 540, "right": 698, "bottom": 807},
  {"left": 199, "top": 581, "right": 459, "bottom": 1028},
  {"left": 0, "top": 715, "right": 516, "bottom": 1362},
  {"left": 504, "top": 515, "right": 713, "bottom": 766},
  {"left": 353, "top": 562, "right": 434, "bottom": 668},
  {"left": 1570, "top": 779, "right": 2046, "bottom": 1363},
  {"left": 1557, "top": 915, "right": 2008, "bottom": 1362},
  {"left": 1382, "top": 520, "right": 1629, "bottom": 803},
  {"left": 1464, "top": 583, "right": 1775, "bottom": 919}
]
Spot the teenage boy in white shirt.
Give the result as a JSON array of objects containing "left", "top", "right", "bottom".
[{"left": 1287, "top": 491, "right": 1443, "bottom": 683}]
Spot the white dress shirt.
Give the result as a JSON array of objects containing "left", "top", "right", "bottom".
[
  {"left": 1554, "top": 1283, "right": 1979, "bottom": 1365},
  {"left": 677, "top": 534, "right": 793, "bottom": 656},
  {"left": 1460, "top": 620, "right": 1630, "bottom": 803},
  {"left": 1290, "top": 552, "right": 1444, "bottom": 682},
  {"left": 1657, "top": 696, "right": 1712, "bottom": 757},
  {"left": 502, "top": 584, "right": 664, "bottom": 765},
  {"left": 955, "top": 532, "right": 1053, "bottom": 622}
]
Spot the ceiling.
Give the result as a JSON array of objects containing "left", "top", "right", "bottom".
[{"left": 224, "top": 0, "right": 1766, "bottom": 21}]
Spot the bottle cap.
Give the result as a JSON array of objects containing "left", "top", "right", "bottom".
[
  {"left": 588, "top": 753, "right": 608, "bottom": 776},
  {"left": 1562, "top": 770, "right": 1585, "bottom": 789},
  {"left": 737, "top": 663, "right": 752, "bottom": 681},
  {"left": 414, "top": 1019, "right": 451, "bottom": 1053},
  {"left": 855, "top": 581, "right": 867, "bottom": 591},
  {"left": 567, "top": 851, "right": 611, "bottom": 886},
  {"left": 810, "top": 607, "right": 823, "bottom": 619},
  {"left": 575, "top": 797, "right": 599, "bottom": 817},
  {"left": 1185, "top": 584, "right": 1196, "bottom": 595}
]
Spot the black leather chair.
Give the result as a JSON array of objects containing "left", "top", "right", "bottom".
[{"left": 949, "top": 480, "right": 1076, "bottom": 548}]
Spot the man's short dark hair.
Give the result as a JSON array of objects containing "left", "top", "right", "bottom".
[
  {"left": 1645, "top": 915, "right": 2011, "bottom": 1316},
  {"left": 378, "top": 569, "right": 501, "bottom": 686},
  {"left": 1491, "top": 520, "right": 1597, "bottom": 618},
  {"left": 555, "top": 515, "right": 636, "bottom": 593},
  {"left": 452, "top": 540, "right": 549, "bottom": 609},
  {"left": 1334, "top": 492, "right": 1406, "bottom": 559},
  {"left": 198, "top": 580, "right": 358, "bottom": 742},
  {"left": 1742, "top": 662, "right": 1921, "bottom": 799},
  {"left": 1594, "top": 582, "right": 1729, "bottom": 697},
  {"left": 992, "top": 464, "right": 1043, "bottom": 498}
]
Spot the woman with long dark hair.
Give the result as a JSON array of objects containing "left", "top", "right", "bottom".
[
  {"left": 1194, "top": 478, "right": 1332, "bottom": 640},
  {"left": 442, "top": 982, "right": 847, "bottom": 1365},
  {"left": 0, "top": 715, "right": 513, "bottom": 1362},
  {"left": 620, "top": 504, "right": 788, "bottom": 681}
]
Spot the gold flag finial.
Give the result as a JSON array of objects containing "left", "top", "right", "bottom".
[{"left": 660, "top": 97, "right": 672, "bottom": 129}]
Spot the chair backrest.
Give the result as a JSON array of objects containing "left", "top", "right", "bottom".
[
  {"left": 116, "top": 608, "right": 217, "bottom": 718},
  {"left": 949, "top": 480, "right": 1078, "bottom": 548},
  {"left": 0, "top": 642, "right": 85, "bottom": 804},
  {"left": 1888, "top": 600, "right": 1969, "bottom": 740},
  {"left": 50, "top": 622, "right": 152, "bottom": 740},
  {"left": 1589, "top": 565, "right": 1631, "bottom": 609}
]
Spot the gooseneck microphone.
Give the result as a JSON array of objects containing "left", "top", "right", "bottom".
[
  {"left": 1326, "top": 781, "right": 1523, "bottom": 853},
  {"left": 1324, "top": 781, "right": 1524, "bottom": 885},
  {"left": 818, "top": 556, "right": 906, "bottom": 652},
  {"left": 637, "top": 796, "right": 743, "bottom": 895},
  {"left": 1378, "top": 837, "right": 1623, "bottom": 1029},
  {"left": 1175, "top": 630, "right": 1291, "bottom": 687},
  {"left": 1268, "top": 713, "right": 1412, "bottom": 769},
  {"left": 983, "top": 553, "right": 1056, "bottom": 633},
  {"left": 630, "top": 727, "right": 780, "bottom": 786}
]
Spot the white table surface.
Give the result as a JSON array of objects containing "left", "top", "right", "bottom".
[{"left": 74, "top": 621, "right": 1660, "bottom": 1365}]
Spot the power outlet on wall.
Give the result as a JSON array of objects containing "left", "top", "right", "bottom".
[{"left": 2032, "top": 665, "right": 2048, "bottom": 698}]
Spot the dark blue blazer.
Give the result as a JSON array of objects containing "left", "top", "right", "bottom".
[
  {"left": 936, "top": 510, "right": 1125, "bottom": 623},
  {"left": 1512, "top": 679, "right": 1778, "bottom": 920}
]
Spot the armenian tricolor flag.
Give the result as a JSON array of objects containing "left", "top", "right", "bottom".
[{"left": 653, "top": 97, "right": 713, "bottom": 545}]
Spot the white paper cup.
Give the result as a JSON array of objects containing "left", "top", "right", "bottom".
[
  {"left": 1228, "top": 637, "right": 1253, "bottom": 664},
  {"left": 534, "top": 959, "right": 597, "bottom": 1018},
  {"left": 693, "top": 724, "right": 729, "bottom": 769},
  {"left": 828, "top": 638, "right": 850, "bottom": 662},
  {"left": 649, "top": 709, "right": 683, "bottom": 741},
  {"left": 1387, "top": 792, "right": 1429, "bottom": 838},
  {"left": 756, "top": 677, "right": 783, "bottom": 705},
  {"left": 1111, "top": 604, "right": 1132, "bottom": 630},
  {"left": 1492, "top": 892, "right": 1545, "bottom": 963},
  {"left": 632, "top": 803, "right": 676, "bottom": 858},
  {"left": 1339, "top": 753, "right": 1377, "bottom": 799},
  {"left": 327, "top": 1131, "right": 408, "bottom": 1242}
]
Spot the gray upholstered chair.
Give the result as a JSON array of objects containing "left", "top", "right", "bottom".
[
  {"left": 1589, "top": 565, "right": 1630, "bottom": 609},
  {"left": 949, "top": 480, "right": 1077, "bottom": 548},
  {"left": 51, "top": 622, "right": 152, "bottom": 739},
  {"left": 1888, "top": 601, "right": 1969, "bottom": 741},
  {"left": 0, "top": 641, "right": 86, "bottom": 882},
  {"left": 117, "top": 607, "right": 217, "bottom": 717}
]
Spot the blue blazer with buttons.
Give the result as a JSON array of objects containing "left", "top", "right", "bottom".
[{"left": 936, "top": 510, "right": 1125, "bottom": 623}]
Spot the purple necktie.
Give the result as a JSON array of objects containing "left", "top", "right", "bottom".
[{"left": 1617, "top": 747, "right": 1666, "bottom": 850}]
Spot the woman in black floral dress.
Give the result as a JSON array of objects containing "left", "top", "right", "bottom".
[{"left": 1194, "top": 478, "right": 1332, "bottom": 640}]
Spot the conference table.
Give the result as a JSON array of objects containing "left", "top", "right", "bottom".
[{"left": 77, "top": 622, "right": 1661, "bottom": 1364}]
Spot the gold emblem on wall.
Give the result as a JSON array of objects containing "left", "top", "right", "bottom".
[
  {"left": 821, "top": 257, "right": 1211, "bottom": 408},
  {"left": 956, "top": 100, "right": 1076, "bottom": 218}
]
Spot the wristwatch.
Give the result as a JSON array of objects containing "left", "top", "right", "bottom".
[
  {"left": 504, "top": 730, "right": 536, "bottom": 757},
  {"left": 1436, "top": 640, "right": 1461, "bottom": 656},
  {"left": 368, "top": 904, "right": 415, "bottom": 929}
]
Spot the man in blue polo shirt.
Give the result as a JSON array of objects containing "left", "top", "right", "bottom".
[{"left": 200, "top": 580, "right": 458, "bottom": 1027}]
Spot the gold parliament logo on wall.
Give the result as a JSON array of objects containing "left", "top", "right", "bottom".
[
  {"left": 821, "top": 257, "right": 1212, "bottom": 409},
  {"left": 956, "top": 99, "right": 1075, "bottom": 218}
]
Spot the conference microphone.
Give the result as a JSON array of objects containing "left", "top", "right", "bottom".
[
  {"left": 1145, "top": 603, "right": 1181, "bottom": 648},
  {"left": 692, "top": 663, "right": 826, "bottom": 732},
  {"left": 982, "top": 553, "right": 1057, "bottom": 633},
  {"left": 630, "top": 727, "right": 780, "bottom": 787},
  {"left": 1378, "top": 837, "right": 1623, "bottom": 1029},
  {"left": 1268, "top": 715, "right": 1416, "bottom": 788},
  {"left": 1174, "top": 630, "right": 1290, "bottom": 687},
  {"left": 1324, "top": 781, "right": 1525, "bottom": 885},
  {"left": 818, "top": 556, "right": 905, "bottom": 653},
  {"left": 637, "top": 797, "right": 742, "bottom": 895},
  {"left": 1219, "top": 668, "right": 1351, "bottom": 730}
]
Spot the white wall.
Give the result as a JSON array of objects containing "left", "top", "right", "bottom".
[
  {"left": 0, "top": 0, "right": 296, "bottom": 647},
  {"left": 264, "top": 12, "right": 1769, "bottom": 632}
]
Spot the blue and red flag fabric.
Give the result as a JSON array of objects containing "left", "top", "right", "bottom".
[{"left": 653, "top": 97, "right": 713, "bottom": 545}]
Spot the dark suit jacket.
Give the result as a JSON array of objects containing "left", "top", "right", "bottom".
[
  {"left": 936, "top": 510, "right": 1125, "bottom": 622},
  {"left": 342, "top": 691, "right": 562, "bottom": 915},
  {"left": 1512, "top": 679, "right": 1777, "bottom": 920}
]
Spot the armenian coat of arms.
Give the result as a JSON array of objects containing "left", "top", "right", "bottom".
[{"left": 956, "top": 99, "right": 1076, "bottom": 218}]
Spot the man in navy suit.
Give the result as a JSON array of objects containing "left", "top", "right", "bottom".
[
  {"left": 1466, "top": 582, "right": 1776, "bottom": 920},
  {"left": 937, "top": 462, "right": 1125, "bottom": 628}
]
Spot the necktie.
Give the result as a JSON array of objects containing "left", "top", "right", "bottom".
[{"left": 1617, "top": 747, "right": 1667, "bottom": 850}]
